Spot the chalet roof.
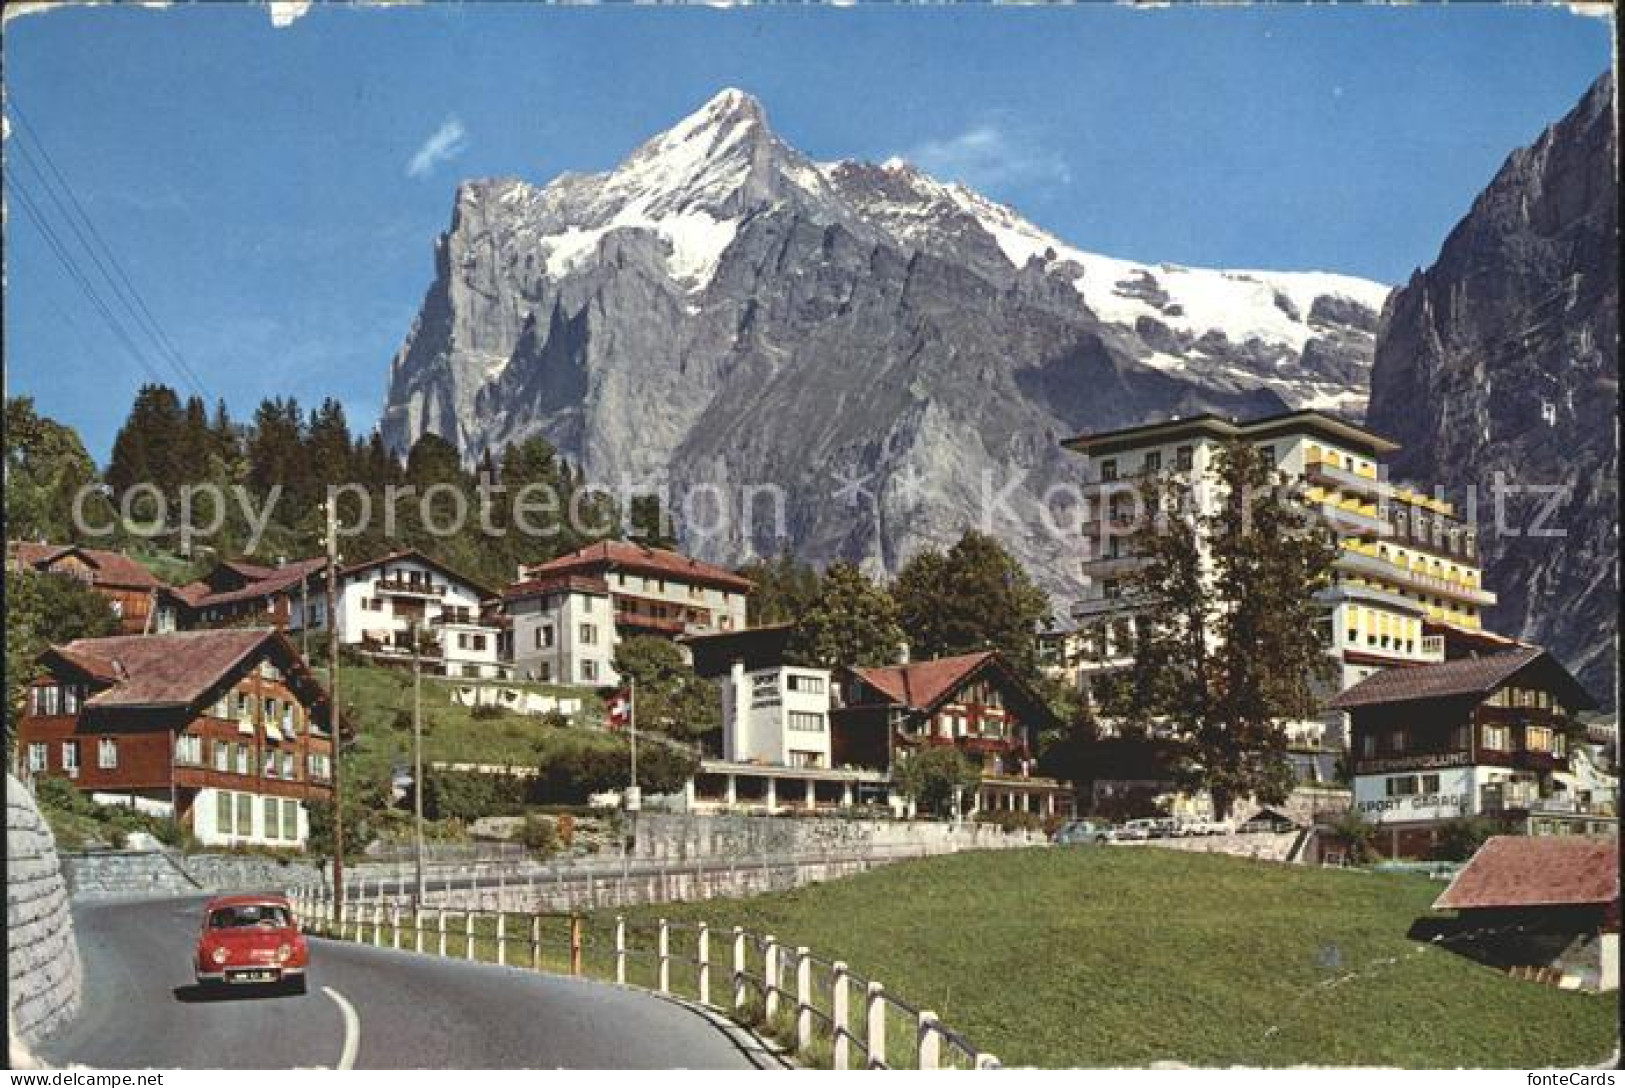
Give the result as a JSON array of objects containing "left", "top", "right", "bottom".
[
  {"left": 1433, "top": 836, "right": 1618, "bottom": 912},
  {"left": 8, "top": 541, "right": 166, "bottom": 590},
  {"left": 1326, "top": 647, "right": 1596, "bottom": 712},
  {"left": 43, "top": 628, "right": 317, "bottom": 710},
  {"left": 177, "top": 556, "right": 328, "bottom": 610},
  {"left": 338, "top": 549, "right": 497, "bottom": 598},
  {"left": 852, "top": 651, "right": 1000, "bottom": 711},
  {"left": 503, "top": 573, "right": 611, "bottom": 602},
  {"left": 524, "top": 541, "right": 753, "bottom": 593}
]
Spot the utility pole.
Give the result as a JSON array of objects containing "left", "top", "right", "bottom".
[
  {"left": 326, "top": 501, "right": 344, "bottom": 928},
  {"left": 411, "top": 619, "right": 426, "bottom": 907},
  {"left": 626, "top": 676, "right": 640, "bottom": 813}
]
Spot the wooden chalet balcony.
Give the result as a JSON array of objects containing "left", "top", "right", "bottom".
[
  {"left": 431, "top": 607, "right": 480, "bottom": 626},
  {"left": 374, "top": 577, "right": 444, "bottom": 598},
  {"left": 614, "top": 610, "right": 687, "bottom": 635},
  {"left": 1480, "top": 783, "right": 1611, "bottom": 817}
]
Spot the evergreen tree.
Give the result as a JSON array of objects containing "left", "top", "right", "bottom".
[
  {"left": 1111, "top": 440, "right": 1339, "bottom": 818},
  {"left": 247, "top": 397, "right": 306, "bottom": 497},
  {"left": 610, "top": 636, "right": 720, "bottom": 741},
  {"left": 304, "top": 398, "right": 355, "bottom": 506},
  {"left": 739, "top": 550, "right": 822, "bottom": 626},
  {"left": 107, "top": 383, "right": 187, "bottom": 495},
  {"left": 894, "top": 531, "right": 1051, "bottom": 676},
  {"left": 786, "top": 561, "right": 905, "bottom": 669}
]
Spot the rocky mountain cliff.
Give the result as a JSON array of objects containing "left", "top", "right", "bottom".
[
  {"left": 1367, "top": 73, "right": 1617, "bottom": 707},
  {"left": 381, "top": 88, "right": 1389, "bottom": 595}
]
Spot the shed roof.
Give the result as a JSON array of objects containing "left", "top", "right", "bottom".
[{"left": 1433, "top": 836, "right": 1618, "bottom": 911}]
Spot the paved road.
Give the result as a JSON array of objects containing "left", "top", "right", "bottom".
[{"left": 39, "top": 896, "right": 768, "bottom": 1069}]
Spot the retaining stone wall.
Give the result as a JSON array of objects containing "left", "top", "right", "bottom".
[{"left": 7, "top": 775, "right": 82, "bottom": 1047}]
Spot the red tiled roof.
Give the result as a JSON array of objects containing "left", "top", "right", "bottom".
[
  {"left": 45, "top": 628, "right": 289, "bottom": 709},
  {"left": 852, "top": 651, "right": 998, "bottom": 711},
  {"left": 1433, "top": 836, "right": 1618, "bottom": 911},
  {"left": 503, "top": 573, "right": 610, "bottom": 601},
  {"left": 8, "top": 541, "right": 165, "bottom": 590},
  {"left": 524, "top": 541, "right": 753, "bottom": 592},
  {"left": 1327, "top": 647, "right": 1595, "bottom": 711}
]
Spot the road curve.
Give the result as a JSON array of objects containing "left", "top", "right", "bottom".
[{"left": 39, "top": 896, "right": 766, "bottom": 1069}]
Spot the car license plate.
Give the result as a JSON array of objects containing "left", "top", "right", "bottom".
[{"left": 226, "top": 968, "right": 279, "bottom": 984}]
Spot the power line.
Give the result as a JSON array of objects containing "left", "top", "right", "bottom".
[
  {"left": 5, "top": 172, "right": 173, "bottom": 390},
  {"left": 7, "top": 100, "right": 212, "bottom": 400}
]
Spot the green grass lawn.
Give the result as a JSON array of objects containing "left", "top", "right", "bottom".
[
  {"left": 317, "top": 663, "right": 605, "bottom": 789},
  {"left": 588, "top": 848, "right": 1618, "bottom": 1068}
]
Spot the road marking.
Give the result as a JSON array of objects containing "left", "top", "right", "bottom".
[{"left": 323, "top": 986, "right": 361, "bottom": 1070}]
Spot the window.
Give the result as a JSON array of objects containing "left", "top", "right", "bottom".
[
  {"left": 536, "top": 624, "right": 555, "bottom": 649},
  {"left": 1386, "top": 775, "right": 1419, "bottom": 797},
  {"left": 1421, "top": 773, "right": 1441, "bottom": 794},
  {"left": 176, "top": 735, "right": 202, "bottom": 765},
  {"left": 282, "top": 799, "right": 298, "bottom": 841},
  {"left": 1102, "top": 579, "right": 1120, "bottom": 600},
  {"left": 472, "top": 635, "right": 487, "bottom": 653},
  {"left": 1387, "top": 729, "right": 1406, "bottom": 753},
  {"left": 1143, "top": 451, "right": 1162, "bottom": 473},
  {"left": 789, "top": 711, "right": 826, "bottom": 732},
  {"left": 218, "top": 791, "right": 234, "bottom": 835},
  {"left": 62, "top": 685, "right": 80, "bottom": 714},
  {"left": 214, "top": 741, "right": 230, "bottom": 772},
  {"left": 580, "top": 660, "right": 598, "bottom": 683},
  {"left": 1099, "top": 458, "right": 1118, "bottom": 482},
  {"left": 281, "top": 752, "right": 296, "bottom": 779},
  {"left": 236, "top": 794, "right": 253, "bottom": 836},
  {"left": 38, "top": 685, "right": 61, "bottom": 716},
  {"left": 235, "top": 743, "right": 250, "bottom": 776},
  {"left": 1525, "top": 726, "right": 1553, "bottom": 753},
  {"left": 1258, "top": 445, "right": 1276, "bottom": 468},
  {"left": 61, "top": 741, "right": 80, "bottom": 776},
  {"left": 787, "top": 675, "right": 826, "bottom": 695},
  {"left": 1483, "top": 724, "right": 1511, "bottom": 751},
  {"left": 580, "top": 623, "right": 598, "bottom": 645},
  {"left": 1176, "top": 445, "right": 1193, "bottom": 471},
  {"left": 788, "top": 750, "right": 824, "bottom": 769},
  {"left": 264, "top": 797, "right": 280, "bottom": 840},
  {"left": 538, "top": 662, "right": 553, "bottom": 683},
  {"left": 26, "top": 743, "right": 47, "bottom": 773},
  {"left": 1360, "top": 734, "right": 1376, "bottom": 759}
]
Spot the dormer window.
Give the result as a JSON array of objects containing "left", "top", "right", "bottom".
[{"left": 1100, "top": 459, "right": 1118, "bottom": 482}]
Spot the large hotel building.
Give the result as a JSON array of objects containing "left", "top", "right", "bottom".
[{"left": 1055, "top": 409, "right": 1498, "bottom": 771}]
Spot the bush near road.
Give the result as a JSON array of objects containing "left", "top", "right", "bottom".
[{"left": 596, "top": 847, "right": 1617, "bottom": 1068}]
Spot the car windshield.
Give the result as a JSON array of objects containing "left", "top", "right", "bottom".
[{"left": 209, "top": 904, "right": 291, "bottom": 930}]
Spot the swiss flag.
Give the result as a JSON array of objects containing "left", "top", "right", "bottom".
[{"left": 606, "top": 690, "right": 631, "bottom": 730}]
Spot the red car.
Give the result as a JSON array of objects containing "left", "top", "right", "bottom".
[{"left": 194, "top": 894, "right": 309, "bottom": 994}]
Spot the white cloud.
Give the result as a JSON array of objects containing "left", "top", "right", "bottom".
[
  {"left": 406, "top": 118, "right": 468, "bottom": 179},
  {"left": 268, "top": 1, "right": 312, "bottom": 27},
  {"left": 904, "top": 119, "right": 1071, "bottom": 195}
]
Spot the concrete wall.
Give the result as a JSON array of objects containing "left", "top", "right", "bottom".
[
  {"left": 7, "top": 775, "right": 83, "bottom": 1048},
  {"left": 627, "top": 813, "right": 1044, "bottom": 862},
  {"left": 1115, "top": 831, "right": 1301, "bottom": 863},
  {"left": 60, "top": 850, "right": 326, "bottom": 900}
]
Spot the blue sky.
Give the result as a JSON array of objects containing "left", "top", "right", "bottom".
[{"left": 2, "top": 3, "right": 1611, "bottom": 463}]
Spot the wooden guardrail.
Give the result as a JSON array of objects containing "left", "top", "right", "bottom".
[{"left": 291, "top": 887, "right": 998, "bottom": 1070}]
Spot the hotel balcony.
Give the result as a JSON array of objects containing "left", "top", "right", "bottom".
[
  {"left": 1078, "top": 468, "right": 1193, "bottom": 495},
  {"left": 614, "top": 610, "right": 687, "bottom": 635},
  {"left": 1070, "top": 594, "right": 1141, "bottom": 620},
  {"left": 1080, "top": 552, "right": 1147, "bottom": 577},
  {"left": 1317, "top": 501, "right": 1387, "bottom": 536},
  {"left": 1303, "top": 458, "right": 1389, "bottom": 500},
  {"left": 374, "top": 577, "right": 445, "bottom": 599},
  {"left": 1334, "top": 551, "right": 1497, "bottom": 607},
  {"left": 1080, "top": 514, "right": 1142, "bottom": 540}
]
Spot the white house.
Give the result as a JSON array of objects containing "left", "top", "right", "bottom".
[
  {"left": 720, "top": 662, "right": 834, "bottom": 769},
  {"left": 504, "top": 574, "right": 619, "bottom": 687},
  {"left": 293, "top": 550, "right": 508, "bottom": 680}
]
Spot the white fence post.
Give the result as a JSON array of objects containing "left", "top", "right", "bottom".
[
  {"left": 436, "top": 908, "right": 447, "bottom": 957},
  {"left": 530, "top": 914, "right": 542, "bottom": 970},
  {"left": 763, "top": 936, "right": 780, "bottom": 1021},
  {"left": 732, "top": 927, "right": 747, "bottom": 1009},
  {"left": 615, "top": 915, "right": 627, "bottom": 985},
  {"left": 657, "top": 918, "right": 671, "bottom": 994},
  {"left": 795, "top": 947, "right": 813, "bottom": 1053},
  {"left": 413, "top": 907, "right": 423, "bottom": 954},
  {"left": 831, "top": 961, "right": 851, "bottom": 1071},
  {"left": 371, "top": 902, "right": 383, "bottom": 947},
  {"left": 464, "top": 911, "right": 475, "bottom": 961},
  {"left": 390, "top": 903, "right": 401, "bottom": 949},
  {"left": 918, "top": 1010, "right": 941, "bottom": 1071},
  {"left": 496, "top": 912, "right": 507, "bottom": 966},
  {"left": 697, "top": 922, "right": 711, "bottom": 1006},
  {"left": 866, "top": 982, "right": 886, "bottom": 1069}
]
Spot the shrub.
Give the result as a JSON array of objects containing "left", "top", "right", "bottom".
[
  {"left": 1431, "top": 816, "right": 1499, "bottom": 862},
  {"left": 520, "top": 813, "right": 558, "bottom": 859},
  {"left": 471, "top": 704, "right": 506, "bottom": 721}
]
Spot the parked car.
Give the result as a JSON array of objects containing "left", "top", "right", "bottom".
[
  {"left": 1150, "top": 817, "right": 1180, "bottom": 839},
  {"left": 194, "top": 894, "right": 308, "bottom": 994},
  {"left": 1116, "top": 818, "right": 1160, "bottom": 841},
  {"left": 1053, "top": 819, "right": 1114, "bottom": 845}
]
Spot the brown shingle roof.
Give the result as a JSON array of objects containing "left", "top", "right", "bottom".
[
  {"left": 525, "top": 541, "right": 753, "bottom": 593},
  {"left": 178, "top": 556, "right": 328, "bottom": 609},
  {"left": 503, "top": 573, "right": 610, "bottom": 601},
  {"left": 1433, "top": 836, "right": 1618, "bottom": 911},
  {"left": 46, "top": 628, "right": 283, "bottom": 709},
  {"left": 1327, "top": 647, "right": 1595, "bottom": 711},
  {"left": 8, "top": 542, "right": 165, "bottom": 590}
]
